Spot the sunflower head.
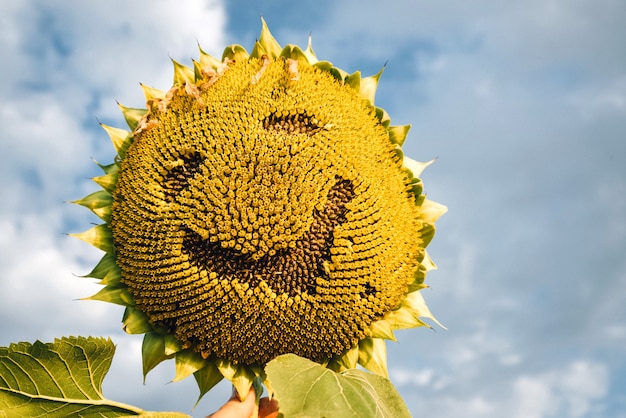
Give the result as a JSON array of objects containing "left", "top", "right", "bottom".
[{"left": 72, "top": 19, "right": 446, "bottom": 401}]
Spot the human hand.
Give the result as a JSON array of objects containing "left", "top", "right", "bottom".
[{"left": 207, "top": 387, "right": 278, "bottom": 418}]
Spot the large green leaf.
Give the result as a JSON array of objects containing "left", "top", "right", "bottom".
[
  {"left": 0, "top": 336, "right": 189, "bottom": 417},
  {"left": 265, "top": 354, "right": 411, "bottom": 418}
]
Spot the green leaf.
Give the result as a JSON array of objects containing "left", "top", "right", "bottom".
[
  {"left": 0, "top": 336, "right": 190, "bottom": 417},
  {"left": 265, "top": 354, "right": 411, "bottom": 418}
]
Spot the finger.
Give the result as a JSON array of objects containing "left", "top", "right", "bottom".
[
  {"left": 206, "top": 387, "right": 256, "bottom": 418},
  {"left": 258, "top": 397, "right": 279, "bottom": 418}
]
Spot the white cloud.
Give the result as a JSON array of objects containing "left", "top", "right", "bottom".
[
  {"left": 513, "top": 361, "right": 609, "bottom": 418},
  {"left": 397, "top": 360, "right": 609, "bottom": 418},
  {"left": 391, "top": 368, "right": 435, "bottom": 387}
]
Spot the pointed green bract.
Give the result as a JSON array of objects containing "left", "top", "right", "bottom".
[
  {"left": 92, "top": 166, "right": 119, "bottom": 193},
  {"left": 258, "top": 17, "right": 282, "bottom": 59},
  {"left": 193, "top": 363, "right": 224, "bottom": 406},
  {"left": 279, "top": 45, "right": 309, "bottom": 65},
  {"left": 100, "top": 123, "right": 130, "bottom": 155},
  {"left": 164, "top": 333, "right": 183, "bottom": 356},
  {"left": 70, "top": 224, "right": 114, "bottom": 254},
  {"left": 358, "top": 337, "right": 389, "bottom": 378},
  {"left": 85, "top": 285, "right": 134, "bottom": 307},
  {"left": 83, "top": 253, "right": 117, "bottom": 280},
  {"left": 123, "top": 307, "right": 153, "bottom": 334},
  {"left": 388, "top": 124, "right": 411, "bottom": 146},
  {"left": 332, "top": 344, "right": 359, "bottom": 371},
  {"left": 419, "top": 198, "right": 448, "bottom": 223},
  {"left": 140, "top": 83, "right": 166, "bottom": 101},
  {"left": 172, "top": 58, "right": 195, "bottom": 86},
  {"left": 304, "top": 35, "right": 318, "bottom": 64},
  {"left": 222, "top": 44, "right": 249, "bottom": 62},
  {"left": 118, "top": 103, "right": 147, "bottom": 131},
  {"left": 369, "top": 319, "right": 397, "bottom": 341},
  {"left": 173, "top": 349, "right": 207, "bottom": 382},
  {"left": 402, "top": 290, "right": 446, "bottom": 329},
  {"left": 72, "top": 190, "right": 113, "bottom": 222},
  {"left": 198, "top": 44, "right": 222, "bottom": 72},
  {"left": 215, "top": 359, "right": 256, "bottom": 400},
  {"left": 142, "top": 332, "right": 170, "bottom": 379},
  {"left": 360, "top": 67, "right": 385, "bottom": 105}
]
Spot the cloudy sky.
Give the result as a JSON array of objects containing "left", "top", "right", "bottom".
[{"left": 1, "top": 0, "right": 625, "bottom": 417}]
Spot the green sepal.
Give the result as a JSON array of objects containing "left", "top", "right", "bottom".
[
  {"left": 385, "top": 290, "right": 445, "bottom": 331},
  {"left": 419, "top": 199, "right": 448, "bottom": 224},
  {"left": 85, "top": 285, "right": 134, "bottom": 307},
  {"left": 142, "top": 332, "right": 174, "bottom": 380},
  {"left": 421, "top": 250, "right": 438, "bottom": 272},
  {"left": 122, "top": 307, "right": 153, "bottom": 334},
  {"left": 404, "top": 156, "right": 433, "bottom": 178},
  {"left": 140, "top": 83, "right": 166, "bottom": 101},
  {"left": 393, "top": 144, "right": 404, "bottom": 163},
  {"left": 333, "top": 344, "right": 359, "bottom": 371},
  {"left": 257, "top": 17, "right": 282, "bottom": 59},
  {"left": 70, "top": 224, "right": 115, "bottom": 254},
  {"left": 171, "top": 59, "right": 195, "bottom": 86},
  {"left": 304, "top": 34, "right": 318, "bottom": 64},
  {"left": 193, "top": 362, "right": 224, "bottom": 406},
  {"left": 388, "top": 124, "right": 411, "bottom": 146},
  {"left": 385, "top": 305, "right": 429, "bottom": 330},
  {"left": 402, "top": 290, "right": 446, "bottom": 329},
  {"left": 71, "top": 190, "right": 113, "bottom": 222},
  {"left": 198, "top": 44, "right": 222, "bottom": 72},
  {"left": 100, "top": 123, "right": 131, "bottom": 156},
  {"left": 279, "top": 45, "right": 310, "bottom": 65},
  {"left": 312, "top": 60, "right": 334, "bottom": 72},
  {"left": 215, "top": 359, "right": 255, "bottom": 400},
  {"left": 369, "top": 319, "right": 397, "bottom": 341},
  {"left": 192, "top": 59, "right": 204, "bottom": 82},
  {"left": 164, "top": 333, "right": 183, "bottom": 356},
  {"left": 222, "top": 44, "right": 249, "bottom": 63},
  {"left": 358, "top": 337, "right": 389, "bottom": 378},
  {"left": 82, "top": 253, "right": 121, "bottom": 286},
  {"left": 117, "top": 102, "right": 147, "bottom": 131},
  {"left": 406, "top": 177, "right": 424, "bottom": 201},
  {"left": 92, "top": 159, "right": 117, "bottom": 175},
  {"left": 420, "top": 222, "right": 435, "bottom": 248},
  {"left": 250, "top": 41, "right": 268, "bottom": 60},
  {"left": 359, "top": 66, "right": 385, "bottom": 105},
  {"left": 327, "top": 66, "right": 349, "bottom": 83},
  {"left": 375, "top": 106, "right": 391, "bottom": 127},
  {"left": 92, "top": 167, "right": 119, "bottom": 194},
  {"left": 407, "top": 264, "right": 428, "bottom": 292},
  {"left": 173, "top": 349, "right": 208, "bottom": 382},
  {"left": 345, "top": 70, "right": 362, "bottom": 92}
]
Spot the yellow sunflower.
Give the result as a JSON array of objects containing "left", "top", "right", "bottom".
[{"left": 72, "top": 19, "right": 446, "bottom": 401}]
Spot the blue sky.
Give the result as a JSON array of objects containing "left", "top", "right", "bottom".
[{"left": 1, "top": 0, "right": 625, "bottom": 417}]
